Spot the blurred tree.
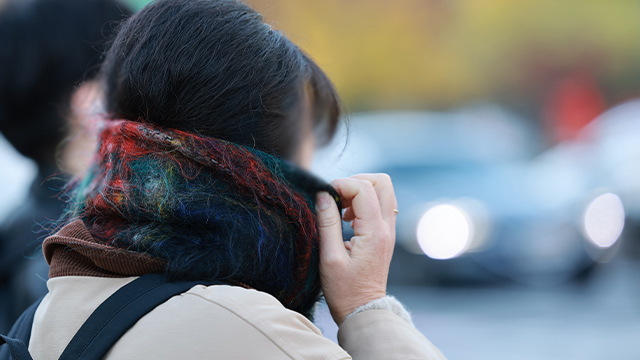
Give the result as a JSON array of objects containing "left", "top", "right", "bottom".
[{"left": 125, "top": 0, "right": 640, "bottom": 112}]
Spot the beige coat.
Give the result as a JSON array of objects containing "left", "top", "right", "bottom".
[{"left": 28, "top": 276, "right": 446, "bottom": 360}]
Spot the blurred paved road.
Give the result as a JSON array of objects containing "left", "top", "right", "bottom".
[{"left": 314, "top": 260, "right": 640, "bottom": 360}]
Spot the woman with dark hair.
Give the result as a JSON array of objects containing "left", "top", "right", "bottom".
[{"left": 20, "top": 0, "right": 446, "bottom": 358}]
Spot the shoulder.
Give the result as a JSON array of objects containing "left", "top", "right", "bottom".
[{"left": 107, "top": 284, "right": 350, "bottom": 360}]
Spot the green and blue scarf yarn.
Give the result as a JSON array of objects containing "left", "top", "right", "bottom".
[{"left": 61, "top": 119, "right": 341, "bottom": 317}]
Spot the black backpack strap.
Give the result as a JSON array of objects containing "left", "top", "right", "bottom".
[
  {"left": 0, "top": 298, "right": 43, "bottom": 360},
  {"left": 59, "top": 273, "right": 224, "bottom": 360}
]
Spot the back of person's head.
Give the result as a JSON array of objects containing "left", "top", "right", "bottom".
[
  {"left": 61, "top": 0, "right": 343, "bottom": 318},
  {"left": 101, "top": 0, "right": 341, "bottom": 160},
  {"left": 0, "top": 0, "right": 131, "bottom": 167}
]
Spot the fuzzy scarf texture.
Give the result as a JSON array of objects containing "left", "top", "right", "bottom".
[{"left": 60, "top": 120, "right": 340, "bottom": 317}]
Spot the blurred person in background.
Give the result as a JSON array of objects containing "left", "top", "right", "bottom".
[
  {"left": 2, "top": 0, "right": 446, "bottom": 358},
  {"left": 0, "top": 0, "right": 131, "bottom": 333}
]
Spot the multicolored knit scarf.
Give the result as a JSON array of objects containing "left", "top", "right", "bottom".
[{"left": 61, "top": 119, "right": 340, "bottom": 317}]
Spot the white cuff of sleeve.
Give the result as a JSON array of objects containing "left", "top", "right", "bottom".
[{"left": 343, "top": 295, "right": 414, "bottom": 326}]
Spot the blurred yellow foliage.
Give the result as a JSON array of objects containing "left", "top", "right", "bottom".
[
  {"left": 247, "top": 0, "right": 640, "bottom": 110},
  {"left": 127, "top": 0, "right": 640, "bottom": 110}
]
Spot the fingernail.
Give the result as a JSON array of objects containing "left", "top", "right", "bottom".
[{"left": 316, "top": 192, "right": 331, "bottom": 211}]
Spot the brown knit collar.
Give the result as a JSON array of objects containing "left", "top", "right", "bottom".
[{"left": 43, "top": 220, "right": 166, "bottom": 278}]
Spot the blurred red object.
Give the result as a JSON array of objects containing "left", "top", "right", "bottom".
[{"left": 544, "top": 71, "right": 606, "bottom": 143}]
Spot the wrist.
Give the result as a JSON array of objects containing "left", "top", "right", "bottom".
[
  {"left": 329, "top": 291, "right": 386, "bottom": 324},
  {"left": 339, "top": 295, "right": 414, "bottom": 326}
]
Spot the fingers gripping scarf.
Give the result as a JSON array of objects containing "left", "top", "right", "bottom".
[{"left": 63, "top": 120, "right": 340, "bottom": 317}]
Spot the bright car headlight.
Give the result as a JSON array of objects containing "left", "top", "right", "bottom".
[
  {"left": 416, "top": 204, "right": 473, "bottom": 260},
  {"left": 582, "top": 192, "right": 625, "bottom": 248}
]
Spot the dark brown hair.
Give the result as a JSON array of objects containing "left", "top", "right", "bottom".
[
  {"left": 0, "top": 0, "right": 131, "bottom": 165},
  {"left": 100, "top": 0, "right": 341, "bottom": 160}
]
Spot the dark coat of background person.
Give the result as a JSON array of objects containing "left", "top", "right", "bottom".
[{"left": 0, "top": 0, "right": 131, "bottom": 333}]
